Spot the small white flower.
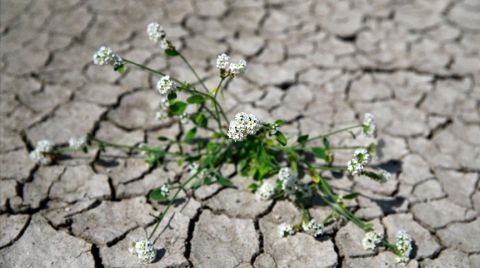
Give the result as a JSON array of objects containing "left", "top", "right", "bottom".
[
  {"left": 278, "top": 167, "right": 299, "bottom": 195},
  {"left": 228, "top": 59, "right": 247, "bottom": 76},
  {"left": 159, "top": 97, "right": 170, "bottom": 109},
  {"left": 93, "top": 46, "right": 123, "bottom": 68},
  {"left": 29, "top": 140, "right": 54, "bottom": 165},
  {"left": 347, "top": 159, "right": 363, "bottom": 176},
  {"left": 227, "top": 112, "right": 262, "bottom": 142},
  {"left": 362, "top": 231, "right": 384, "bottom": 251},
  {"left": 395, "top": 230, "right": 413, "bottom": 263},
  {"left": 362, "top": 113, "right": 376, "bottom": 137},
  {"left": 256, "top": 181, "right": 275, "bottom": 201},
  {"left": 146, "top": 22, "right": 166, "bottom": 43},
  {"left": 353, "top": 148, "right": 370, "bottom": 165},
  {"left": 302, "top": 219, "right": 324, "bottom": 237},
  {"left": 379, "top": 169, "right": 391, "bottom": 183},
  {"left": 68, "top": 136, "right": 87, "bottom": 150},
  {"left": 216, "top": 53, "right": 230, "bottom": 70},
  {"left": 156, "top": 75, "right": 174, "bottom": 95},
  {"left": 278, "top": 222, "right": 294, "bottom": 237},
  {"left": 160, "top": 184, "right": 169, "bottom": 195},
  {"left": 129, "top": 239, "right": 156, "bottom": 264}
]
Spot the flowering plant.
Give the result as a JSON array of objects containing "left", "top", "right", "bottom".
[{"left": 30, "top": 22, "right": 413, "bottom": 264}]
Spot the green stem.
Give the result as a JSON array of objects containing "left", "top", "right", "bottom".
[
  {"left": 178, "top": 53, "right": 209, "bottom": 93},
  {"left": 211, "top": 78, "right": 226, "bottom": 132},
  {"left": 300, "top": 125, "right": 362, "bottom": 146},
  {"left": 148, "top": 172, "right": 199, "bottom": 240}
]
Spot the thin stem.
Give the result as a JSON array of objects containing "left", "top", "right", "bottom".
[
  {"left": 299, "top": 125, "right": 362, "bottom": 146},
  {"left": 148, "top": 172, "right": 199, "bottom": 240},
  {"left": 178, "top": 53, "right": 209, "bottom": 92},
  {"left": 212, "top": 78, "right": 226, "bottom": 132}
]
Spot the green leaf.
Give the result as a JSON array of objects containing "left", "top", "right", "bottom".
[
  {"left": 169, "top": 101, "right": 187, "bottom": 115},
  {"left": 216, "top": 175, "right": 234, "bottom": 188},
  {"left": 167, "top": 92, "right": 177, "bottom": 101},
  {"left": 275, "top": 131, "right": 287, "bottom": 146},
  {"left": 185, "top": 127, "right": 197, "bottom": 142},
  {"left": 187, "top": 95, "right": 205, "bottom": 104},
  {"left": 157, "top": 136, "right": 169, "bottom": 141},
  {"left": 248, "top": 183, "right": 258, "bottom": 192},
  {"left": 312, "top": 147, "right": 327, "bottom": 159},
  {"left": 194, "top": 113, "right": 208, "bottom": 128},
  {"left": 164, "top": 48, "right": 179, "bottom": 57},
  {"left": 343, "top": 192, "right": 360, "bottom": 200},
  {"left": 297, "top": 135, "right": 309, "bottom": 145},
  {"left": 114, "top": 64, "right": 126, "bottom": 74},
  {"left": 274, "top": 119, "right": 285, "bottom": 126},
  {"left": 149, "top": 189, "right": 168, "bottom": 202}
]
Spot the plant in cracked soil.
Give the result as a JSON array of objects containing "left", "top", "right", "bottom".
[{"left": 30, "top": 22, "right": 414, "bottom": 264}]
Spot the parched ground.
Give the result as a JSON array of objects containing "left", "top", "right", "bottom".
[{"left": 1, "top": 0, "right": 479, "bottom": 267}]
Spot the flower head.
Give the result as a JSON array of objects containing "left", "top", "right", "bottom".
[
  {"left": 302, "top": 219, "right": 324, "bottom": 237},
  {"left": 278, "top": 223, "right": 294, "bottom": 237},
  {"left": 156, "top": 75, "right": 174, "bottom": 95},
  {"left": 227, "top": 112, "right": 262, "bottom": 142},
  {"left": 129, "top": 239, "right": 156, "bottom": 264},
  {"left": 395, "top": 230, "right": 413, "bottom": 263},
  {"left": 93, "top": 46, "right": 123, "bottom": 69},
  {"left": 256, "top": 181, "right": 275, "bottom": 201},
  {"left": 229, "top": 59, "right": 247, "bottom": 76},
  {"left": 216, "top": 53, "right": 230, "bottom": 70},
  {"left": 29, "top": 140, "right": 54, "bottom": 165},
  {"left": 354, "top": 148, "right": 370, "bottom": 165},
  {"left": 146, "top": 22, "right": 166, "bottom": 43},
  {"left": 160, "top": 185, "right": 169, "bottom": 196},
  {"left": 68, "top": 136, "right": 87, "bottom": 150},
  {"left": 347, "top": 159, "right": 364, "bottom": 176},
  {"left": 362, "top": 113, "right": 376, "bottom": 137},
  {"left": 362, "top": 231, "right": 384, "bottom": 251}
]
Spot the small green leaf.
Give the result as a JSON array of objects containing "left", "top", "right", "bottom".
[
  {"left": 297, "top": 135, "right": 309, "bottom": 145},
  {"left": 342, "top": 192, "right": 360, "bottom": 200},
  {"left": 185, "top": 127, "right": 197, "bottom": 142},
  {"left": 311, "top": 147, "right": 327, "bottom": 159},
  {"left": 248, "top": 183, "right": 258, "bottom": 192},
  {"left": 323, "top": 137, "right": 330, "bottom": 149},
  {"left": 194, "top": 113, "right": 208, "bottom": 128},
  {"left": 164, "top": 48, "right": 179, "bottom": 57},
  {"left": 169, "top": 101, "right": 187, "bottom": 115},
  {"left": 216, "top": 175, "right": 234, "bottom": 188},
  {"left": 167, "top": 92, "right": 177, "bottom": 101},
  {"left": 274, "top": 119, "right": 285, "bottom": 126},
  {"left": 157, "top": 136, "right": 169, "bottom": 141},
  {"left": 114, "top": 64, "right": 126, "bottom": 74},
  {"left": 275, "top": 131, "right": 287, "bottom": 146},
  {"left": 187, "top": 95, "right": 205, "bottom": 104},
  {"left": 149, "top": 189, "right": 168, "bottom": 202}
]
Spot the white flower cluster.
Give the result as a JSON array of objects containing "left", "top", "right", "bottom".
[
  {"left": 227, "top": 112, "right": 262, "bottom": 142},
  {"left": 156, "top": 75, "right": 175, "bottom": 95},
  {"left": 278, "top": 222, "right": 294, "bottom": 237},
  {"left": 129, "top": 239, "right": 156, "bottom": 264},
  {"left": 362, "top": 113, "right": 376, "bottom": 137},
  {"left": 362, "top": 231, "right": 384, "bottom": 251},
  {"left": 93, "top": 46, "right": 123, "bottom": 68},
  {"left": 215, "top": 53, "right": 247, "bottom": 77},
  {"left": 160, "top": 185, "right": 169, "bottom": 196},
  {"left": 347, "top": 149, "right": 370, "bottom": 176},
  {"left": 278, "top": 167, "right": 311, "bottom": 198},
  {"left": 29, "top": 140, "right": 54, "bottom": 165},
  {"left": 68, "top": 136, "right": 87, "bottom": 150},
  {"left": 256, "top": 181, "right": 275, "bottom": 201},
  {"left": 395, "top": 230, "right": 413, "bottom": 263},
  {"left": 302, "top": 219, "right": 324, "bottom": 237},
  {"left": 146, "top": 22, "right": 169, "bottom": 49}
]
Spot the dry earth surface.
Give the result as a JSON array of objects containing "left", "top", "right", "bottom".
[{"left": 1, "top": 0, "right": 480, "bottom": 267}]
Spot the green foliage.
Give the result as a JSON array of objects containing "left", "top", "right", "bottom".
[{"left": 169, "top": 101, "right": 187, "bottom": 115}]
